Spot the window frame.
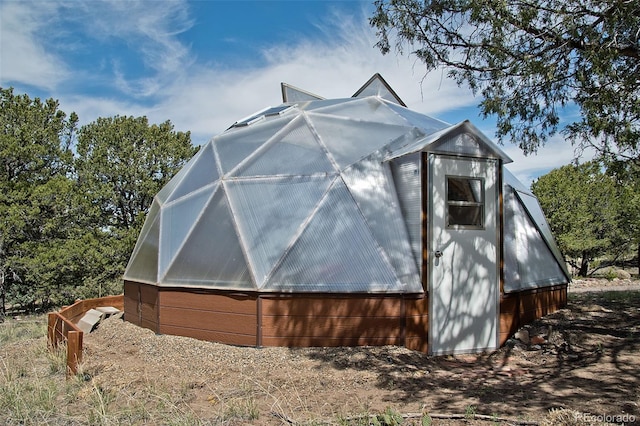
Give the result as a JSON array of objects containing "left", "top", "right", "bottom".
[{"left": 445, "top": 175, "right": 485, "bottom": 230}]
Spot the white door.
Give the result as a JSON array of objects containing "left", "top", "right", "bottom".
[{"left": 428, "top": 154, "right": 499, "bottom": 355}]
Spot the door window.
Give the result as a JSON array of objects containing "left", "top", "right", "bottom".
[{"left": 446, "top": 176, "right": 484, "bottom": 228}]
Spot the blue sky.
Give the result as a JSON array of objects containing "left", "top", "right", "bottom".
[{"left": 0, "top": 0, "right": 587, "bottom": 186}]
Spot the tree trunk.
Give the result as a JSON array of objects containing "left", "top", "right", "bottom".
[
  {"left": 0, "top": 271, "right": 4, "bottom": 319},
  {"left": 579, "top": 253, "right": 589, "bottom": 277}
]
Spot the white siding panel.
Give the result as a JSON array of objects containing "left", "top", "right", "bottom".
[{"left": 390, "top": 152, "right": 422, "bottom": 276}]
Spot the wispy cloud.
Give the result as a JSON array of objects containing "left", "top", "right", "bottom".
[
  {"left": 147, "top": 7, "right": 479, "bottom": 142},
  {"left": 60, "top": 0, "right": 194, "bottom": 97},
  {"left": 2, "top": 0, "right": 583, "bottom": 183},
  {"left": 0, "top": 2, "right": 69, "bottom": 90},
  {"left": 1, "top": 1, "right": 478, "bottom": 139},
  {"left": 1, "top": 0, "right": 193, "bottom": 98},
  {"left": 504, "top": 135, "right": 597, "bottom": 188}
]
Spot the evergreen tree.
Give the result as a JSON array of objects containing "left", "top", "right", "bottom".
[
  {"left": 370, "top": 0, "right": 640, "bottom": 163},
  {"left": 75, "top": 115, "right": 197, "bottom": 293},
  {"left": 0, "top": 87, "right": 78, "bottom": 311},
  {"left": 0, "top": 88, "right": 198, "bottom": 312},
  {"left": 532, "top": 162, "right": 633, "bottom": 276}
]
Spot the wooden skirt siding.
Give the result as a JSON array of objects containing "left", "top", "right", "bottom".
[
  {"left": 158, "top": 289, "right": 258, "bottom": 347},
  {"left": 499, "top": 284, "right": 568, "bottom": 345},
  {"left": 260, "top": 294, "right": 428, "bottom": 351},
  {"left": 124, "top": 281, "right": 258, "bottom": 346},
  {"left": 124, "top": 281, "right": 565, "bottom": 353},
  {"left": 124, "top": 281, "right": 160, "bottom": 332},
  {"left": 124, "top": 281, "right": 429, "bottom": 352}
]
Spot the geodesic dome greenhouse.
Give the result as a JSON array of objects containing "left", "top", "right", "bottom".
[{"left": 124, "top": 74, "right": 570, "bottom": 355}]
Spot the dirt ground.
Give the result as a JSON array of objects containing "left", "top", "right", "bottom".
[{"left": 78, "top": 279, "right": 640, "bottom": 425}]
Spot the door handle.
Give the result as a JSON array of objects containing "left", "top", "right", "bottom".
[{"left": 434, "top": 250, "right": 443, "bottom": 266}]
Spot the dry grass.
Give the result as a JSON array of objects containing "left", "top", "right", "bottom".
[
  {"left": 1, "top": 287, "right": 639, "bottom": 425},
  {"left": 0, "top": 316, "right": 200, "bottom": 425}
]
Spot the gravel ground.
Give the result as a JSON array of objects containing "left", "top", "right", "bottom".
[
  {"left": 569, "top": 277, "right": 640, "bottom": 292},
  {"left": 73, "top": 278, "right": 640, "bottom": 424}
]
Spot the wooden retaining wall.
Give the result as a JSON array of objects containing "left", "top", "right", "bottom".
[{"left": 47, "top": 295, "right": 124, "bottom": 375}]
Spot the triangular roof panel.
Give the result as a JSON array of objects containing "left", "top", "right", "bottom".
[
  {"left": 156, "top": 152, "right": 197, "bottom": 205},
  {"left": 232, "top": 115, "right": 337, "bottom": 177},
  {"left": 503, "top": 185, "right": 569, "bottom": 290},
  {"left": 503, "top": 168, "right": 571, "bottom": 279},
  {"left": 342, "top": 154, "right": 422, "bottom": 291},
  {"left": 161, "top": 187, "right": 253, "bottom": 289},
  {"left": 265, "top": 179, "right": 400, "bottom": 292},
  {"left": 225, "top": 176, "right": 333, "bottom": 288},
  {"left": 214, "top": 114, "right": 296, "bottom": 175},
  {"left": 514, "top": 190, "right": 570, "bottom": 279},
  {"left": 311, "top": 97, "right": 409, "bottom": 126},
  {"left": 309, "top": 113, "right": 414, "bottom": 169},
  {"left": 383, "top": 101, "right": 450, "bottom": 135},
  {"left": 281, "top": 82, "right": 324, "bottom": 103},
  {"left": 124, "top": 200, "right": 161, "bottom": 284},
  {"left": 166, "top": 143, "right": 219, "bottom": 203},
  {"left": 352, "top": 73, "right": 407, "bottom": 106},
  {"left": 159, "top": 186, "right": 215, "bottom": 279}
]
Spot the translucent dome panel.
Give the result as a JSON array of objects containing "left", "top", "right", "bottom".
[
  {"left": 384, "top": 102, "right": 449, "bottom": 135},
  {"left": 515, "top": 190, "right": 568, "bottom": 276},
  {"left": 312, "top": 97, "right": 408, "bottom": 126},
  {"left": 159, "top": 186, "right": 216, "bottom": 279},
  {"left": 281, "top": 82, "right": 323, "bottom": 102},
  {"left": 214, "top": 115, "right": 296, "bottom": 175},
  {"left": 503, "top": 187, "right": 568, "bottom": 291},
  {"left": 165, "top": 143, "right": 219, "bottom": 203},
  {"left": 342, "top": 155, "right": 421, "bottom": 291},
  {"left": 300, "top": 98, "right": 358, "bottom": 112},
  {"left": 233, "top": 117, "right": 336, "bottom": 177},
  {"left": 155, "top": 153, "right": 196, "bottom": 205},
  {"left": 124, "top": 200, "right": 161, "bottom": 283},
  {"left": 265, "top": 179, "right": 400, "bottom": 292},
  {"left": 161, "top": 187, "right": 254, "bottom": 289},
  {"left": 309, "top": 113, "right": 413, "bottom": 169},
  {"left": 225, "top": 176, "right": 333, "bottom": 288},
  {"left": 352, "top": 74, "right": 405, "bottom": 106}
]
